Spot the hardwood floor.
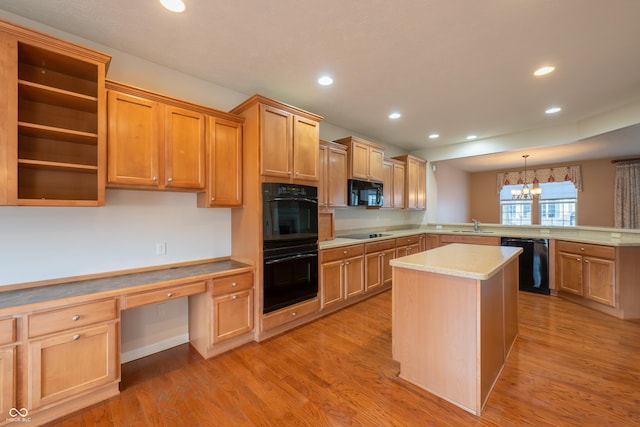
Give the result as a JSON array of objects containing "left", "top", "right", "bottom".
[{"left": 48, "top": 291, "right": 640, "bottom": 426}]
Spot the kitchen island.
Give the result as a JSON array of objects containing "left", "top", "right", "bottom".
[{"left": 390, "top": 243, "right": 522, "bottom": 415}]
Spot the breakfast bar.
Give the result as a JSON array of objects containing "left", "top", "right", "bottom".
[{"left": 390, "top": 243, "right": 522, "bottom": 415}]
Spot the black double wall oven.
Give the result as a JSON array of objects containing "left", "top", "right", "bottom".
[{"left": 262, "top": 183, "right": 319, "bottom": 314}]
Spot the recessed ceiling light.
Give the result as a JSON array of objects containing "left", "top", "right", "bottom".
[
  {"left": 318, "top": 75, "right": 333, "bottom": 86},
  {"left": 388, "top": 112, "right": 401, "bottom": 119},
  {"left": 466, "top": 135, "right": 478, "bottom": 140},
  {"left": 545, "top": 106, "right": 562, "bottom": 114},
  {"left": 160, "top": 0, "right": 186, "bottom": 13},
  {"left": 428, "top": 133, "right": 439, "bottom": 139},
  {"left": 534, "top": 65, "right": 555, "bottom": 76}
]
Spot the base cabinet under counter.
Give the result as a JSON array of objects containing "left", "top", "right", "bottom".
[{"left": 0, "top": 318, "right": 16, "bottom": 423}]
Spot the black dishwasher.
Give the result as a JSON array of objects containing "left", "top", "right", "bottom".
[{"left": 500, "top": 237, "right": 550, "bottom": 295}]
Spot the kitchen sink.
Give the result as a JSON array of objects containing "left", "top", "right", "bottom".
[{"left": 450, "top": 230, "right": 495, "bottom": 234}]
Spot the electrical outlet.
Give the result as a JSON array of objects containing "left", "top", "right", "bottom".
[{"left": 156, "top": 242, "right": 167, "bottom": 256}]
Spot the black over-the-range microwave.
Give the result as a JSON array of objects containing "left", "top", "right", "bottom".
[{"left": 348, "top": 179, "right": 384, "bottom": 207}]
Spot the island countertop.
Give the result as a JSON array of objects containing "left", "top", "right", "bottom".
[{"left": 390, "top": 243, "right": 522, "bottom": 280}]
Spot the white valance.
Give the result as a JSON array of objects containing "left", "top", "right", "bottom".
[{"left": 496, "top": 165, "right": 582, "bottom": 194}]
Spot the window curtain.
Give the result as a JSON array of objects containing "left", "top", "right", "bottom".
[
  {"left": 496, "top": 165, "right": 583, "bottom": 194},
  {"left": 614, "top": 160, "right": 640, "bottom": 229}
]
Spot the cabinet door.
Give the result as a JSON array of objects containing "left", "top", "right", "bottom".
[
  {"left": 417, "top": 160, "right": 426, "bottom": 209},
  {"left": 321, "top": 260, "right": 344, "bottom": 308},
  {"left": 318, "top": 144, "right": 327, "bottom": 207},
  {"left": 164, "top": 105, "right": 206, "bottom": 189},
  {"left": 107, "top": 90, "right": 161, "bottom": 186},
  {"left": 584, "top": 256, "right": 616, "bottom": 306},
  {"left": 382, "top": 161, "right": 394, "bottom": 208},
  {"left": 350, "top": 141, "right": 370, "bottom": 180},
  {"left": 260, "top": 104, "right": 292, "bottom": 179},
  {"left": 369, "top": 146, "right": 385, "bottom": 182},
  {"left": 558, "top": 252, "right": 583, "bottom": 295},
  {"left": 0, "top": 347, "right": 15, "bottom": 419},
  {"left": 393, "top": 163, "right": 405, "bottom": 208},
  {"left": 293, "top": 115, "right": 319, "bottom": 181},
  {"left": 382, "top": 248, "right": 395, "bottom": 286},
  {"left": 345, "top": 256, "right": 364, "bottom": 298},
  {"left": 405, "top": 243, "right": 421, "bottom": 256},
  {"left": 365, "top": 252, "right": 383, "bottom": 292},
  {"left": 212, "top": 289, "right": 254, "bottom": 343},
  {"left": 205, "top": 116, "right": 242, "bottom": 207},
  {"left": 328, "top": 147, "right": 347, "bottom": 207},
  {"left": 405, "top": 158, "right": 419, "bottom": 209},
  {"left": 28, "top": 322, "right": 119, "bottom": 409}
]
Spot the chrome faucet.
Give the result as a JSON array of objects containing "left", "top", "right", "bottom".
[{"left": 472, "top": 219, "right": 480, "bottom": 232}]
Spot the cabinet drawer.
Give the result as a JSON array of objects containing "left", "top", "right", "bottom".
[
  {"left": 212, "top": 272, "right": 253, "bottom": 296},
  {"left": 322, "top": 244, "right": 364, "bottom": 263},
  {"left": 395, "top": 234, "right": 423, "bottom": 247},
  {"left": 124, "top": 280, "right": 207, "bottom": 309},
  {"left": 556, "top": 241, "right": 615, "bottom": 259},
  {"left": 365, "top": 239, "right": 395, "bottom": 253},
  {"left": 261, "top": 298, "right": 319, "bottom": 332},
  {"left": 29, "top": 299, "right": 117, "bottom": 338},
  {"left": 0, "top": 318, "right": 16, "bottom": 345}
]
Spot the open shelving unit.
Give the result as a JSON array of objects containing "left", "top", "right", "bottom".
[{"left": 16, "top": 42, "right": 103, "bottom": 205}]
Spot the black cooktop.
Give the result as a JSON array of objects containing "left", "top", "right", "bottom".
[{"left": 339, "top": 233, "right": 391, "bottom": 240}]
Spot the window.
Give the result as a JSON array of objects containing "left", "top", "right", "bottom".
[
  {"left": 539, "top": 181, "right": 577, "bottom": 226},
  {"left": 500, "top": 185, "right": 532, "bottom": 225}
]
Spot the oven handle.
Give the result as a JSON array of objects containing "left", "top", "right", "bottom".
[
  {"left": 271, "top": 197, "right": 318, "bottom": 204},
  {"left": 264, "top": 252, "right": 318, "bottom": 265}
]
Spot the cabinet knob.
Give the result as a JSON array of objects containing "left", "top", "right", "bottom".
[
  {"left": 584, "top": 259, "right": 589, "bottom": 263},
  {"left": 291, "top": 312, "right": 297, "bottom": 317},
  {"left": 211, "top": 197, "right": 216, "bottom": 201},
  {"left": 576, "top": 258, "right": 581, "bottom": 261},
  {"left": 167, "top": 292, "right": 173, "bottom": 298},
  {"left": 167, "top": 178, "right": 173, "bottom": 183},
  {"left": 73, "top": 334, "right": 80, "bottom": 341},
  {"left": 232, "top": 295, "right": 237, "bottom": 300},
  {"left": 343, "top": 250, "right": 348, "bottom": 254},
  {"left": 71, "top": 315, "right": 80, "bottom": 321},
  {"left": 152, "top": 176, "right": 158, "bottom": 182},
  {"left": 345, "top": 261, "right": 350, "bottom": 265},
  {"left": 288, "top": 171, "right": 292, "bottom": 175},
  {"left": 580, "top": 247, "right": 585, "bottom": 251},
  {"left": 295, "top": 171, "right": 300, "bottom": 176},
  {"left": 231, "top": 282, "right": 237, "bottom": 287}
]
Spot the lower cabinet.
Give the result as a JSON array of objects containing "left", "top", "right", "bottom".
[
  {"left": 189, "top": 271, "right": 255, "bottom": 358},
  {"left": 365, "top": 240, "right": 396, "bottom": 293},
  {"left": 320, "top": 244, "right": 365, "bottom": 309},
  {"left": 395, "top": 234, "right": 424, "bottom": 257},
  {"left": 557, "top": 241, "right": 616, "bottom": 307},
  {"left": 24, "top": 299, "right": 120, "bottom": 411},
  {"left": 1, "top": 317, "right": 16, "bottom": 421}
]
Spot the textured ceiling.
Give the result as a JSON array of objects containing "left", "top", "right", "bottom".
[{"left": 1, "top": 0, "right": 640, "bottom": 170}]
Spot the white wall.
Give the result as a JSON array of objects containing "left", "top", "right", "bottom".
[{"left": 431, "top": 162, "right": 470, "bottom": 223}]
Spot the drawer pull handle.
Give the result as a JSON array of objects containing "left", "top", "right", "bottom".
[
  {"left": 167, "top": 292, "right": 173, "bottom": 298},
  {"left": 231, "top": 282, "right": 237, "bottom": 287},
  {"left": 71, "top": 315, "right": 80, "bottom": 321},
  {"left": 291, "top": 312, "right": 297, "bottom": 317},
  {"left": 232, "top": 295, "right": 237, "bottom": 300},
  {"left": 73, "top": 334, "right": 80, "bottom": 340}
]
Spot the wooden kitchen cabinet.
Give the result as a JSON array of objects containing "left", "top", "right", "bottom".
[
  {"left": 197, "top": 115, "right": 244, "bottom": 207},
  {"left": 335, "top": 136, "right": 385, "bottom": 182},
  {"left": 557, "top": 241, "right": 616, "bottom": 307},
  {"left": 25, "top": 299, "right": 119, "bottom": 410},
  {"left": 393, "top": 155, "right": 427, "bottom": 209},
  {"left": 230, "top": 95, "right": 322, "bottom": 184},
  {"left": 0, "top": 318, "right": 16, "bottom": 420},
  {"left": 188, "top": 271, "right": 255, "bottom": 358},
  {"left": 365, "top": 239, "right": 396, "bottom": 292},
  {"left": 320, "top": 244, "right": 365, "bottom": 309},
  {"left": 395, "top": 234, "right": 425, "bottom": 257},
  {"left": 383, "top": 158, "right": 405, "bottom": 208},
  {"left": 0, "top": 22, "right": 110, "bottom": 206},
  {"left": 106, "top": 81, "right": 206, "bottom": 191},
  {"left": 318, "top": 140, "right": 348, "bottom": 208}
]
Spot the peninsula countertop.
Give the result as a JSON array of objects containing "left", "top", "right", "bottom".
[{"left": 389, "top": 243, "right": 522, "bottom": 280}]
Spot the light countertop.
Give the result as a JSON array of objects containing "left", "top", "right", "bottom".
[{"left": 389, "top": 243, "right": 522, "bottom": 280}]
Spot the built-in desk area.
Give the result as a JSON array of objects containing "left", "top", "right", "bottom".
[{"left": 390, "top": 244, "right": 522, "bottom": 415}]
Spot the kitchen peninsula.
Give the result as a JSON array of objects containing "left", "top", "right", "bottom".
[{"left": 390, "top": 243, "right": 522, "bottom": 415}]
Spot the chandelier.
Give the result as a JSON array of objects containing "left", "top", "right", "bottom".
[{"left": 511, "top": 155, "right": 542, "bottom": 199}]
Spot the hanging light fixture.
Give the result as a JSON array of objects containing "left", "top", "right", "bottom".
[{"left": 511, "top": 154, "right": 542, "bottom": 199}]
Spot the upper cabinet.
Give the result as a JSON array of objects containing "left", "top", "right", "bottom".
[
  {"left": 106, "top": 81, "right": 207, "bottom": 191},
  {"left": 0, "top": 20, "right": 111, "bottom": 206},
  {"left": 231, "top": 95, "right": 322, "bottom": 184},
  {"left": 383, "top": 158, "right": 405, "bottom": 209},
  {"left": 393, "top": 154, "right": 426, "bottom": 210},
  {"left": 335, "top": 136, "right": 384, "bottom": 182},
  {"left": 319, "top": 140, "right": 348, "bottom": 208}
]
